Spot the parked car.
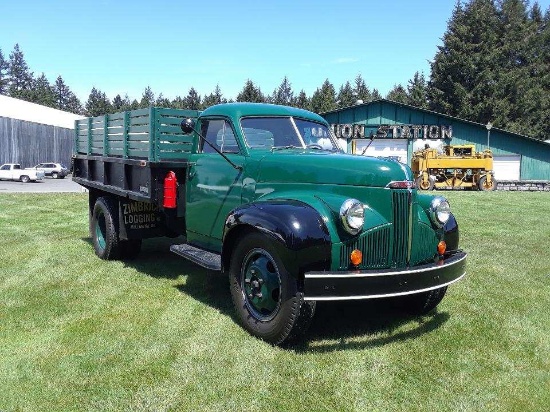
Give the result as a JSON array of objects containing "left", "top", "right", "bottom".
[
  {"left": 0, "top": 163, "right": 45, "bottom": 182},
  {"left": 34, "top": 162, "right": 69, "bottom": 179}
]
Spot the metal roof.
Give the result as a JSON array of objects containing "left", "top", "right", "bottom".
[
  {"left": 322, "top": 98, "right": 547, "bottom": 147},
  {"left": 0, "top": 95, "right": 83, "bottom": 129}
]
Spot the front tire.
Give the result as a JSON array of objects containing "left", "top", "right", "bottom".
[
  {"left": 229, "top": 232, "right": 315, "bottom": 345},
  {"left": 91, "top": 197, "right": 120, "bottom": 259},
  {"left": 416, "top": 175, "right": 434, "bottom": 190},
  {"left": 52, "top": 172, "right": 59, "bottom": 179}
]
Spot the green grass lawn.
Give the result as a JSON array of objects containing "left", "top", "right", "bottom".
[{"left": 0, "top": 192, "right": 548, "bottom": 411}]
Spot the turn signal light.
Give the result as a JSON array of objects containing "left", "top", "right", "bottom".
[
  {"left": 437, "top": 240, "right": 447, "bottom": 255},
  {"left": 350, "top": 249, "right": 362, "bottom": 266}
]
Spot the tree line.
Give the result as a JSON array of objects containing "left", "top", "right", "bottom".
[{"left": 0, "top": 0, "right": 548, "bottom": 140}]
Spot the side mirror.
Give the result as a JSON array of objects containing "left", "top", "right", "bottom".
[{"left": 180, "top": 118, "right": 195, "bottom": 134}]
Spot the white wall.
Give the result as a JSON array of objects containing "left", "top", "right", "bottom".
[{"left": 0, "top": 95, "right": 83, "bottom": 129}]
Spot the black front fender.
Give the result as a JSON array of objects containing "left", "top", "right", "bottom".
[
  {"left": 443, "top": 213, "right": 459, "bottom": 251},
  {"left": 222, "top": 200, "right": 331, "bottom": 276}
]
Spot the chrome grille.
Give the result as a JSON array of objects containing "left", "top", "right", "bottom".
[
  {"left": 410, "top": 222, "right": 439, "bottom": 266},
  {"left": 338, "top": 189, "right": 437, "bottom": 270},
  {"left": 339, "top": 225, "right": 391, "bottom": 270}
]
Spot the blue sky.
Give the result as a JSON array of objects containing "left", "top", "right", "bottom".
[{"left": 1, "top": 0, "right": 549, "bottom": 104}]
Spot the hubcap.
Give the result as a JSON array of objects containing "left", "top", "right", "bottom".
[
  {"left": 241, "top": 248, "right": 281, "bottom": 321},
  {"left": 95, "top": 212, "right": 106, "bottom": 250}
]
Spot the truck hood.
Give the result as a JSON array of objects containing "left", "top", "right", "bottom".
[{"left": 256, "top": 151, "right": 412, "bottom": 187}]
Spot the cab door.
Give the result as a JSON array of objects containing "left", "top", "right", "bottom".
[{"left": 186, "top": 117, "right": 245, "bottom": 251}]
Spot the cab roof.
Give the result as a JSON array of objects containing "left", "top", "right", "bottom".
[{"left": 200, "top": 103, "right": 327, "bottom": 124}]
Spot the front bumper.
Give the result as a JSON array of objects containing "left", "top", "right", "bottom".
[{"left": 304, "top": 251, "right": 466, "bottom": 301}]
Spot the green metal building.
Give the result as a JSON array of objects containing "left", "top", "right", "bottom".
[{"left": 322, "top": 99, "right": 550, "bottom": 181}]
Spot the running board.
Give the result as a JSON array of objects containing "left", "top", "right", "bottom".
[{"left": 170, "top": 244, "right": 222, "bottom": 271}]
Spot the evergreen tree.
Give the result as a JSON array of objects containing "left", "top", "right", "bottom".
[
  {"left": 85, "top": 87, "right": 112, "bottom": 116},
  {"left": 386, "top": 84, "right": 408, "bottom": 104},
  {"left": 140, "top": 86, "right": 155, "bottom": 108},
  {"left": 310, "top": 79, "right": 336, "bottom": 113},
  {"left": 202, "top": 84, "right": 226, "bottom": 108},
  {"left": 294, "top": 90, "right": 311, "bottom": 110},
  {"left": 0, "top": 48, "right": 8, "bottom": 95},
  {"left": 236, "top": 79, "right": 265, "bottom": 103},
  {"left": 7, "top": 43, "right": 34, "bottom": 99},
  {"left": 407, "top": 72, "right": 429, "bottom": 108},
  {"left": 53, "top": 76, "right": 72, "bottom": 110},
  {"left": 427, "top": 0, "right": 548, "bottom": 139},
  {"left": 428, "top": 0, "right": 500, "bottom": 122},
  {"left": 171, "top": 96, "right": 185, "bottom": 109},
  {"left": 371, "top": 88, "right": 382, "bottom": 100},
  {"left": 65, "top": 92, "right": 83, "bottom": 114},
  {"left": 353, "top": 74, "right": 373, "bottom": 103},
  {"left": 155, "top": 93, "right": 171, "bottom": 108},
  {"left": 270, "top": 76, "right": 294, "bottom": 106},
  {"left": 337, "top": 81, "right": 356, "bottom": 108},
  {"left": 30, "top": 73, "right": 56, "bottom": 107},
  {"left": 184, "top": 87, "right": 201, "bottom": 110},
  {"left": 112, "top": 94, "right": 125, "bottom": 111},
  {"left": 494, "top": 0, "right": 549, "bottom": 139}
]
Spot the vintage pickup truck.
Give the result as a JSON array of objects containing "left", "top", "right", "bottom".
[
  {"left": 0, "top": 163, "right": 45, "bottom": 182},
  {"left": 72, "top": 103, "right": 466, "bottom": 344}
]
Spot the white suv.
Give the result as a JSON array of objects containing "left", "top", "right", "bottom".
[{"left": 34, "top": 163, "right": 69, "bottom": 179}]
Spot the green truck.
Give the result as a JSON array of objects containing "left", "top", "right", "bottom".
[{"left": 72, "top": 103, "right": 466, "bottom": 344}]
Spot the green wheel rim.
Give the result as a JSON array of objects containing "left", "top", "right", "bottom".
[
  {"left": 241, "top": 248, "right": 281, "bottom": 321},
  {"left": 95, "top": 211, "right": 107, "bottom": 250}
]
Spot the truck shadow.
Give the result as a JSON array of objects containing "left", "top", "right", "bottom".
[
  {"left": 89, "top": 237, "right": 450, "bottom": 351},
  {"left": 286, "top": 302, "right": 450, "bottom": 353}
]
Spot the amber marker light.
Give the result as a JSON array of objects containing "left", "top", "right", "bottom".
[
  {"left": 437, "top": 241, "right": 447, "bottom": 255},
  {"left": 350, "top": 249, "right": 363, "bottom": 266}
]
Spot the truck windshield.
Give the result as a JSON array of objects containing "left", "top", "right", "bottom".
[{"left": 241, "top": 117, "right": 337, "bottom": 151}]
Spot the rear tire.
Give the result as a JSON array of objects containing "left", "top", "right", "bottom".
[
  {"left": 229, "top": 232, "right": 315, "bottom": 345},
  {"left": 20, "top": 175, "right": 30, "bottom": 183},
  {"left": 91, "top": 197, "right": 120, "bottom": 259}
]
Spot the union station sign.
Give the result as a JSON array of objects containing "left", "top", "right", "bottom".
[{"left": 331, "top": 124, "right": 453, "bottom": 140}]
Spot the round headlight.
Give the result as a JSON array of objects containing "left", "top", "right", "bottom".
[
  {"left": 340, "top": 199, "right": 364, "bottom": 235},
  {"left": 430, "top": 197, "right": 451, "bottom": 227}
]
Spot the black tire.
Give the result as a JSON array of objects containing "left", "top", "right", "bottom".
[
  {"left": 20, "top": 175, "right": 30, "bottom": 183},
  {"left": 478, "top": 175, "right": 497, "bottom": 191},
  {"left": 400, "top": 286, "right": 448, "bottom": 315},
  {"left": 229, "top": 232, "right": 315, "bottom": 345},
  {"left": 52, "top": 172, "right": 59, "bottom": 179},
  {"left": 119, "top": 239, "right": 142, "bottom": 260},
  {"left": 416, "top": 175, "right": 434, "bottom": 190},
  {"left": 91, "top": 197, "right": 120, "bottom": 260}
]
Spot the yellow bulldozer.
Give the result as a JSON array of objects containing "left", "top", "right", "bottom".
[{"left": 411, "top": 144, "right": 497, "bottom": 191}]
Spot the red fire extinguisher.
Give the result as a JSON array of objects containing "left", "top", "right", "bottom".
[{"left": 163, "top": 171, "right": 177, "bottom": 208}]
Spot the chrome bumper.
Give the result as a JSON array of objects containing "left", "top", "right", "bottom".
[{"left": 304, "top": 251, "right": 466, "bottom": 301}]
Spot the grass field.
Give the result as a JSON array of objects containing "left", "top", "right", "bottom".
[{"left": 0, "top": 192, "right": 548, "bottom": 411}]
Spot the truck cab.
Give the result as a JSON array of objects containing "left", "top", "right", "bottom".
[{"left": 73, "top": 103, "right": 466, "bottom": 344}]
